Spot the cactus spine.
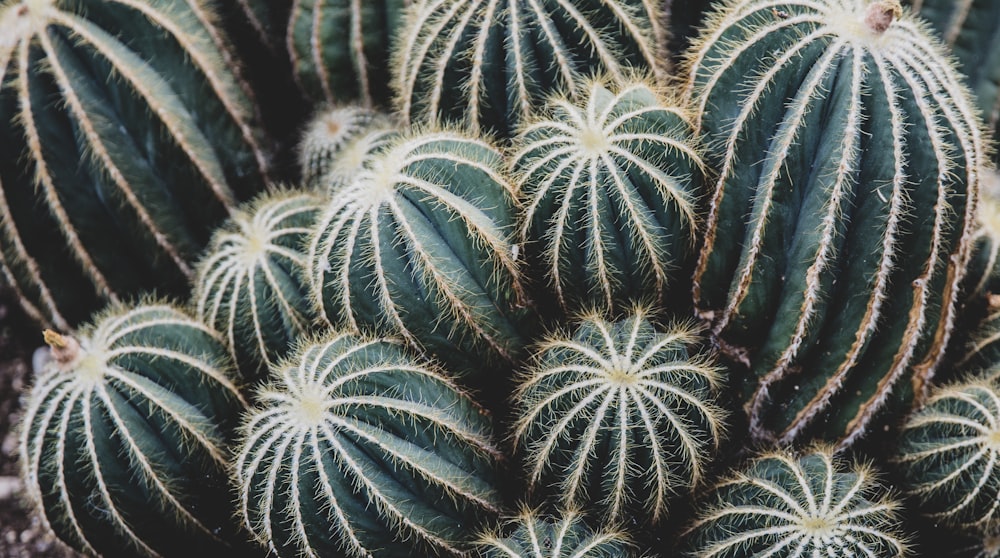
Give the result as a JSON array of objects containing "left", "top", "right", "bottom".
[
  {"left": 394, "top": 0, "right": 667, "bottom": 137},
  {"left": 513, "top": 310, "right": 725, "bottom": 523},
  {"left": 298, "top": 105, "right": 397, "bottom": 191},
  {"left": 0, "top": 0, "right": 270, "bottom": 331},
  {"left": 965, "top": 171, "right": 1000, "bottom": 301},
  {"left": 513, "top": 78, "right": 704, "bottom": 314},
  {"left": 476, "top": 508, "right": 636, "bottom": 558},
  {"left": 235, "top": 332, "right": 502, "bottom": 558},
  {"left": 18, "top": 302, "right": 246, "bottom": 557},
  {"left": 685, "top": 0, "right": 984, "bottom": 446}
]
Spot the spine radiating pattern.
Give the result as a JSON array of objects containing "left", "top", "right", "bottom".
[
  {"left": 512, "top": 310, "right": 725, "bottom": 523},
  {"left": 512, "top": 78, "right": 704, "bottom": 314},
  {"left": 0, "top": 0, "right": 271, "bottom": 331},
  {"left": 298, "top": 105, "right": 397, "bottom": 191},
  {"left": 685, "top": 0, "right": 984, "bottom": 446},
  {"left": 18, "top": 302, "right": 246, "bottom": 558},
  {"left": 235, "top": 333, "right": 502, "bottom": 558},
  {"left": 476, "top": 508, "right": 636, "bottom": 558}
]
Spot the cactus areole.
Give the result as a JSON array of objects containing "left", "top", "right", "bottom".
[{"left": 686, "top": 0, "right": 984, "bottom": 446}]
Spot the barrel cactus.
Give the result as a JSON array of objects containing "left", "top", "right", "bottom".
[
  {"left": 965, "top": 171, "right": 1000, "bottom": 301},
  {"left": 686, "top": 447, "right": 909, "bottom": 557},
  {"left": 960, "top": 297, "right": 1000, "bottom": 372},
  {"left": 235, "top": 332, "right": 502, "bottom": 558},
  {"left": 298, "top": 105, "right": 397, "bottom": 191},
  {"left": 394, "top": 0, "right": 667, "bottom": 137},
  {"left": 18, "top": 302, "right": 247, "bottom": 557},
  {"left": 308, "top": 129, "right": 528, "bottom": 377},
  {"left": 684, "top": 0, "right": 984, "bottom": 446},
  {"left": 513, "top": 78, "right": 704, "bottom": 314},
  {"left": 0, "top": 0, "right": 271, "bottom": 331},
  {"left": 512, "top": 310, "right": 725, "bottom": 523},
  {"left": 194, "top": 190, "right": 323, "bottom": 382},
  {"left": 476, "top": 508, "right": 636, "bottom": 558}
]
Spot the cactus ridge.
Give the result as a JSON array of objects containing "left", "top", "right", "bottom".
[
  {"left": 18, "top": 302, "right": 245, "bottom": 557},
  {"left": 684, "top": 0, "right": 984, "bottom": 446},
  {"left": 513, "top": 309, "right": 725, "bottom": 523},
  {"left": 194, "top": 190, "right": 323, "bottom": 381},
  {"left": 235, "top": 332, "right": 502, "bottom": 558},
  {"left": 476, "top": 507, "right": 635, "bottom": 558},
  {"left": 513, "top": 77, "right": 704, "bottom": 313},
  {"left": 687, "top": 447, "right": 908, "bottom": 558},
  {"left": 308, "top": 128, "right": 527, "bottom": 375}
]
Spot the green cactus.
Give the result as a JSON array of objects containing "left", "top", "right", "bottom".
[
  {"left": 308, "top": 129, "right": 528, "bottom": 378},
  {"left": 964, "top": 171, "right": 1000, "bottom": 301},
  {"left": 235, "top": 332, "right": 502, "bottom": 558},
  {"left": 298, "top": 105, "right": 397, "bottom": 191},
  {"left": 0, "top": 0, "right": 271, "bottom": 331},
  {"left": 476, "top": 508, "right": 636, "bottom": 558},
  {"left": 684, "top": 0, "right": 985, "bottom": 446},
  {"left": 394, "top": 0, "right": 667, "bottom": 138},
  {"left": 686, "top": 447, "right": 909, "bottom": 557},
  {"left": 512, "top": 78, "right": 704, "bottom": 314},
  {"left": 193, "top": 190, "right": 323, "bottom": 382},
  {"left": 512, "top": 309, "right": 725, "bottom": 523},
  {"left": 960, "top": 299, "right": 1000, "bottom": 372},
  {"left": 288, "top": 0, "right": 409, "bottom": 107},
  {"left": 18, "top": 302, "right": 247, "bottom": 557}
]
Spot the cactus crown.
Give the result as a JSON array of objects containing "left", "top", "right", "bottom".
[
  {"left": 298, "top": 105, "right": 396, "bottom": 189},
  {"left": 476, "top": 507, "right": 635, "bottom": 558}
]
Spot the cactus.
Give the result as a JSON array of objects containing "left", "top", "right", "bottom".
[
  {"left": 308, "top": 129, "right": 528, "bottom": 378},
  {"left": 394, "top": 0, "right": 667, "bottom": 138},
  {"left": 512, "top": 78, "right": 704, "bottom": 314},
  {"left": 686, "top": 447, "right": 909, "bottom": 557},
  {"left": 235, "top": 332, "right": 502, "bottom": 558},
  {"left": 193, "top": 190, "right": 323, "bottom": 382},
  {"left": 288, "top": 0, "right": 409, "bottom": 107},
  {"left": 959, "top": 296, "right": 1000, "bottom": 372},
  {"left": 965, "top": 171, "right": 1000, "bottom": 301},
  {"left": 684, "top": 0, "right": 985, "bottom": 446},
  {"left": 298, "top": 105, "right": 397, "bottom": 190},
  {"left": 0, "top": 0, "right": 271, "bottom": 331},
  {"left": 18, "top": 302, "right": 247, "bottom": 557},
  {"left": 512, "top": 310, "right": 725, "bottom": 523},
  {"left": 476, "top": 508, "right": 636, "bottom": 558}
]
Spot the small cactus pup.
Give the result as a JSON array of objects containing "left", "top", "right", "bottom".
[
  {"left": 685, "top": 0, "right": 985, "bottom": 446},
  {"left": 476, "top": 507, "right": 637, "bottom": 558},
  {"left": 235, "top": 332, "right": 502, "bottom": 558},
  {"left": 309, "top": 129, "right": 529, "bottom": 379},
  {"left": 394, "top": 0, "right": 667, "bottom": 138},
  {"left": 0, "top": 0, "right": 271, "bottom": 332},
  {"left": 288, "top": 0, "right": 409, "bottom": 107},
  {"left": 512, "top": 309, "right": 725, "bottom": 524},
  {"left": 513, "top": 78, "right": 704, "bottom": 316},
  {"left": 686, "top": 447, "right": 909, "bottom": 557},
  {"left": 193, "top": 190, "right": 323, "bottom": 382},
  {"left": 18, "top": 302, "right": 248, "bottom": 557},
  {"left": 298, "top": 105, "right": 398, "bottom": 191},
  {"left": 894, "top": 376, "right": 1000, "bottom": 529}
]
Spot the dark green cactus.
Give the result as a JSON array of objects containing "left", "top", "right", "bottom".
[
  {"left": 512, "top": 78, "right": 704, "bottom": 314},
  {"left": 513, "top": 309, "right": 725, "bottom": 523},
  {"left": 476, "top": 508, "right": 636, "bottom": 558},
  {"left": 298, "top": 105, "right": 397, "bottom": 191},
  {"left": 394, "top": 0, "right": 667, "bottom": 138},
  {"left": 686, "top": 447, "right": 909, "bottom": 557},
  {"left": 685, "top": 0, "right": 984, "bottom": 446},
  {"left": 18, "top": 302, "right": 247, "bottom": 557},
  {"left": 308, "top": 129, "right": 528, "bottom": 378},
  {"left": 0, "top": 0, "right": 271, "bottom": 331},
  {"left": 235, "top": 332, "right": 502, "bottom": 558},
  {"left": 193, "top": 190, "right": 323, "bottom": 382}
]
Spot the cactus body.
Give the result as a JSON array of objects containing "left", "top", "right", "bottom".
[
  {"left": 236, "top": 333, "right": 502, "bottom": 558},
  {"left": 895, "top": 378, "right": 1000, "bottom": 529},
  {"left": 685, "top": 0, "right": 984, "bottom": 446},
  {"left": 288, "top": 0, "right": 409, "bottom": 107},
  {"left": 18, "top": 303, "right": 246, "bottom": 557},
  {"left": 513, "top": 310, "right": 725, "bottom": 523},
  {"left": 963, "top": 302, "right": 1000, "bottom": 372},
  {"left": 194, "top": 191, "right": 322, "bottom": 382},
  {"left": 395, "top": 0, "right": 666, "bottom": 138},
  {"left": 298, "top": 106, "right": 397, "bottom": 191},
  {"left": 687, "top": 447, "right": 908, "bottom": 557},
  {"left": 309, "top": 130, "right": 527, "bottom": 377},
  {"left": 965, "top": 172, "right": 1000, "bottom": 301},
  {"left": 513, "top": 79, "right": 704, "bottom": 314},
  {"left": 0, "top": 0, "right": 270, "bottom": 331},
  {"left": 476, "top": 508, "right": 635, "bottom": 558}
]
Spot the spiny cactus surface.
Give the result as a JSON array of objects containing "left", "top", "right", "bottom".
[
  {"left": 298, "top": 105, "right": 397, "bottom": 191},
  {"left": 19, "top": 302, "right": 246, "bottom": 558},
  {"left": 965, "top": 171, "right": 1000, "bottom": 301},
  {"left": 476, "top": 508, "right": 636, "bottom": 558},
  {"left": 686, "top": 0, "right": 984, "bottom": 446},
  {"left": 960, "top": 298, "right": 1000, "bottom": 372},
  {"left": 513, "top": 78, "right": 704, "bottom": 314},
  {"left": 236, "top": 332, "right": 502, "bottom": 558},
  {"left": 0, "top": 0, "right": 270, "bottom": 331},
  {"left": 513, "top": 310, "right": 725, "bottom": 523}
]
